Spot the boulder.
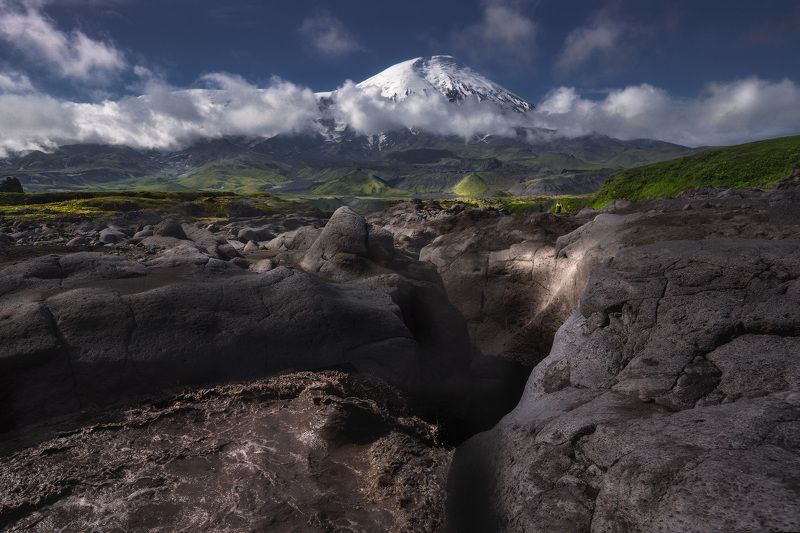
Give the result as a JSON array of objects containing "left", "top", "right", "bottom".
[
  {"left": 153, "top": 219, "right": 188, "bottom": 240},
  {"left": 131, "top": 229, "right": 153, "bottom": 240},
  {"left": 237, "top": 226, "right": 275, "bottom": 243},
  {"left": 98, "top": 227, "right": 128, "bottom": 244},
  {"left": 0, "top": 176, "right": 23, "bottom": 193},
  {"left": 301, "top": 207, "right": 369, "bottom": 275},
  {"left": 249, "top": 258, "right": 274, "bottom": 273},
  {"left": 242, "top": 240, "right": 260, "bottom": 254},
  {"left": 263, "top": 226, "right": 322, "bottom": 253}
]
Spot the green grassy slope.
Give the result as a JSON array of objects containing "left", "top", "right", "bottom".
[
  {"left": 593, "top": 135, "right": 800, "bottom": 206},
  {"left": 176, "top": 158, "right": 288, "bottom": 194},
  {"left": 453, "top": 173, "right": 491, "bottom": 196},
  {"left": 308, "top": 170, "right": 406, "bottom": 196}
]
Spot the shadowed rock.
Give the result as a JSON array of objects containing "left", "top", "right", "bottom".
[{"left": 0, "top": 176, "right": 22, "bottom": 193}]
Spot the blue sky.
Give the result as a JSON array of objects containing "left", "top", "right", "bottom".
[
  {"left": 0, "top": 0, "right": 798, "bottom": 152},
  {"left": 3, "top": 0, "right": 798, "bottom": 100}
]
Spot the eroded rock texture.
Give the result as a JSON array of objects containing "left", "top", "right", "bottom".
[
  {"left": 0, "top": 207, "right": 473, "bottom": 432},
  {"left": 0, "top": 372, "right": 451, "bottom": 532},
  {"left": 449, "top": 238, "right": 800, "bottom": 532}
]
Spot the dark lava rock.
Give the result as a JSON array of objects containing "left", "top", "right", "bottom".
[
  {"left": 153, "top": 219, "right": 188, "bottom": 240},
  {"left": 237, "top": 226, "right": 275, "bottom": 243},
  {"left": 448, "top": 239, "right": 800, "bottom": 532},
  {"left": 0, "top": 372, "right": 451, "bottom": 532},
  {"left": 0, "top": 176, "right": 23, "bottom": 193}
]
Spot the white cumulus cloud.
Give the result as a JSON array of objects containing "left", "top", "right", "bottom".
[
  {"left": 0, "top": 0, "right": 126, "bottom": 82},
  {"left": 0, "top": 75, "right": 321, "bottom": 155},
  {"left": 535, "top": 78, "right": 800, "bottom": 146}
]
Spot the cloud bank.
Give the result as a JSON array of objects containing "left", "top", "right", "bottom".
[
  {"left": 536, "top": 78, "right": 800, "bottom": 146},
  {"left": 0, "top": 70, "right": 798, "bottom": 155}
]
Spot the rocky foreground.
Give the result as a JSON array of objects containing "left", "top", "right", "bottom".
[{"left": 2, "top": 182, "right": 800, "bottom": 531}]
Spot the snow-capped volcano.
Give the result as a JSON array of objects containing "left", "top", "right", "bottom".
[{"left": 355, "top": 55, "right": 533, "bottom": 114}]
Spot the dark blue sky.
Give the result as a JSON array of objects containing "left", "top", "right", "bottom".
[{"left": 4, "top": 0, "right": 799, "bottom": 101}]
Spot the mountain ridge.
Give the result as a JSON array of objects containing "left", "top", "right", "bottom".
[{"left": 0, "top": 56, "right": 695, "bottom": 194}]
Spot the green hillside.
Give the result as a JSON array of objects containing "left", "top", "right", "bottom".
[
  {"left": 176, "top": 158, "right": 288, "bottom": 194},
  {"left": 594, "top": 135, "right": 800, "bottom": 207},
  {"left": 453, "top": 173, "right": 491, "bottom": 196},
  {"left": 309, "top": 170, "right": 405, "bottom": 196}
]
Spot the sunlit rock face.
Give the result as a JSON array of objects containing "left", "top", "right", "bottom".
[
  {"left": 448, "top": 236, "right": 800, "bottom": 532},
  {"left": 0, "top": 372, "right": 451, "bottom": 532}
]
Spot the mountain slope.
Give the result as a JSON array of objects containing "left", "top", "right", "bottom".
[
  {"left": 0, "top": 57, "right": 698, "bottom": 195},
  {"left": 593, "top": 135, "right": 800, "bottom": 206}
]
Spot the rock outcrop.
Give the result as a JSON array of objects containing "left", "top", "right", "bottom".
[
  {"left": 0, "top": 209, "right": 472, "bottom": 433},
  {"left": 448, "top": 238, "right": 800, "bottom": 532}
]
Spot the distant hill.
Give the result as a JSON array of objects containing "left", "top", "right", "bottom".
[
  {"left": 594, "top": 135, "right": 800, "bottom": 206},
  {"left": 453, "top": 173, "right": 491, "bottom": 196},
  {"left": 309, "top": 170, "right": 404, "bottom": 196}
]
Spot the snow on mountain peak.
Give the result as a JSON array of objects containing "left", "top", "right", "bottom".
[{"left": 355, "top": 55, "right": 533, "bottom": 114}]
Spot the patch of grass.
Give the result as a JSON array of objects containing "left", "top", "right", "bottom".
[
  {"left": 0, "top": 190, "right": 306, "bottom": 221},
  {"left": 593, "top": 135, "right": 800, "bottom": 207}
]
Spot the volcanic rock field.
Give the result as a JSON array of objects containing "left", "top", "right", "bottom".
[{"left": 1, "top": 180, "right": 800, "bottom": 531}]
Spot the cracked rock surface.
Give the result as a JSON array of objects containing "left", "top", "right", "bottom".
[
  {"left": 448, "top": 237, "right": 800, "bottom": 532},
  {"left": 0, "top": 371, "right": 451, "bottom": 532}
]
